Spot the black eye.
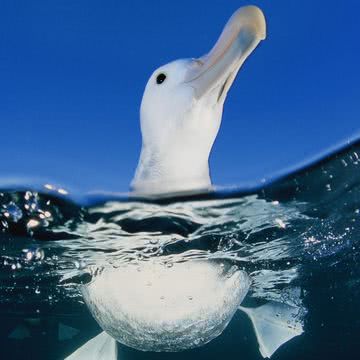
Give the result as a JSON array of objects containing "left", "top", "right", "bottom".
[{"left": 156, "top": 73, "right": 167, "bottom": 84}]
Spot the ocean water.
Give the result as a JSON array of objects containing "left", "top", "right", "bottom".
[{"left": 1, "top": 139, "right": 360, "bottom": 359}]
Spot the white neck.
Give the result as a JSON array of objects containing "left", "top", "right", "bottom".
[{"left": 131, "top": 143, "right": 212, "bottom": 195}]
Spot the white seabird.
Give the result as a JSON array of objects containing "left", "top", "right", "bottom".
[
  {"left": 131, "top": 5, "right": 266, "bottom": 196},
  {"left": 66, "top": 6, "right": 305, "bottom": 360}
]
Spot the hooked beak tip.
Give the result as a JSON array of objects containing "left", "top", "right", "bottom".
[
  {"left": 232, "top": 5, "right": 267, "bottom": 41},
  {"left": 185, "top": 5, "right": 266, "bottom": 100}
]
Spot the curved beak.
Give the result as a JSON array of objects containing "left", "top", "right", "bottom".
[{"left": 186, "top": 6, "right": 266, "bottom": 101}]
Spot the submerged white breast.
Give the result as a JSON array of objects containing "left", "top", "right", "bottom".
[{"left": 82, "top": 260, "right": 250, "bottom": 352}]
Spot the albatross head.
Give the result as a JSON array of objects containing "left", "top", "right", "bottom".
[{"left": 131, "top": 5, "right": 266, "bottom": 196}]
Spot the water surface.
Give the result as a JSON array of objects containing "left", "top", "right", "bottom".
[{"left": 1, "top": 139, "right": 360, "bottom": 359}]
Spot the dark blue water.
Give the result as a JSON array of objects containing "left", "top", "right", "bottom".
[{"left": 1, "top": 139, "right": 360, "bottom": 359}]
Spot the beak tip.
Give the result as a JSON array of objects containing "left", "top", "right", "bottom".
[{"left": 234, "top": 5, "right": 267, "bottom": 41}]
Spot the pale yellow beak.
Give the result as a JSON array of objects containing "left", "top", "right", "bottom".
[{"left": 186, "top": 5, "right": 266, "bottom": 100}]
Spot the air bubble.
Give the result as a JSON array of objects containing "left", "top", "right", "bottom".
[
  {"left": 24, "top": 248, "right": 45, "bottom": 262},
  {"left": 226, "top": 265, "right": 238, "bottom": 278}
]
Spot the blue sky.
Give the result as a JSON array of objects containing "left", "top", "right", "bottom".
[{"left": 0, "top": 0, "right": 359, "bottom": 193}]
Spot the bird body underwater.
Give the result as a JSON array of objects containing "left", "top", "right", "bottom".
[{"left": 66, "top": 6, "right": 305, "bottom": 360}]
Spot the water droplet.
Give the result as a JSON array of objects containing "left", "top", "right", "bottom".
[
  {"left": 27, "top": 219, "right": 40, "bottom": 229},
  {"left": 58, "top": 188, "right": 68, "bottom": 195},
  {"left": 35, "top": 287, "right": 41, "bottom": 295},
  {"left": 35, "top": 249, "right": 45, "bottom": 261},
  {"left": 187, "top": 296, "right": 193, "bottom": 301},
  {"left": 2, "top": 203, "right": 23, "bottom": 222},
  {"left": 275, "top": 218, "right": 286, "bottom": 229},
  {"left": 0, "top": 219, "right": 8, "bottom": 231},
  {"left": 24, "top": 191, "right": 31, "bottom": 201}
]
